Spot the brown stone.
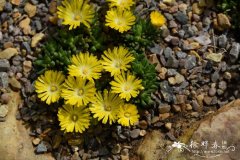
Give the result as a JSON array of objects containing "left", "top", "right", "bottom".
[
  {"left": 0, "top": 91, "right": 55, "bottom": 160},
  {"left": 24, "top": 3, "right": 37, "bottom": 17},
  {"left": 214, "top": 13, "right": 231, "bottom": 31},
  {"left": 137, "top": 131, "right": 166, "bottom": 160},
  {"left": 0, "top": 0, "right": 6, "bottom": 11},
  {"left": 11, "top": 0, "right": 21, "bottom": 5},
  {"left": 3, "top": 42, "right": 13, "bottom": 49},
  {"left": 19, "top": 17, "right": 31, "bottom": 35},
  {"left": 49, "top": 0, "right": 57, "bottom": 14},
  {"left": 172, "top": 105, "right": 181, "bottom": 112},
  {"left": 23, "top": 60, "right": 32, "bottom": 73},
  {"left": 31, "top": 33, "right": 44, "bottom": 48},
  {"left": 159, "top": 113, "right": 170, "bottom": 120},
  {"left": 159, "top": 67, "right": 167, "bottom": 79},
  {"left": 192, "top": 3, "right": 203, "bottom": 15},
  {"left": 138, "top": 120, "right": 148, "bottom": 129},
  {"left": 0, "top": 48, "right": 18, "bottom": 59}
]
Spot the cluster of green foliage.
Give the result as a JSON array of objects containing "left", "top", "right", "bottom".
[
  {"left": 217, "top": 0, "right": 240, "bottom": 30},
  {"left": 124, "top": 19, "right": 161, "bottom": 52},
  {"left": 131, "top": 52, "right": 159, "bottom": 106}
]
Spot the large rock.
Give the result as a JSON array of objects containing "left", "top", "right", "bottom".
[
  {"left": 137, "top": 131, "right": 168, "bottom": 160},
  {"left": 0, "top": 91, "right": 54, "bottom": 160},
  {"left": 136, "top": 99, "right": 240, "bottom": 160}
]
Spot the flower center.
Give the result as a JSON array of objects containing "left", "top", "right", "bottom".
[
  {"left": 124, "top": 85, "right": 131, "bottom": 92},
  {"left": 82, "top": 67, "right": 89, "bottom": 75},
  {"left": 72, "top": 114, "right": 78, "bottom": 122},
  {"left": 114, "top": 61, "right": 121, "bottom": 68},
  {"left": 78, "top": 89, "right": 84, "bottom": 96},
  {"left": 124, "top": 112, "right": 130, "bottom": 118},
  {"left": 74, "top": 15, "right": 81, "bottom": 21},
  {"left": 104, "top": 104, "right": 111, "bottom": 111},
  {"left": 114, "top": 18, "right": 126, "bottom": 26},
  {"left": 50, "top": 85, "right": 57, "bottom": 92}
]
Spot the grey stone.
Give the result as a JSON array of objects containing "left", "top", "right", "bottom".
[
  {"left": 130, "top": 129, "right": 140, "bottom": 139},
  {"left": 164, "top": 13, "right": 173, "bottom": 20},
  {"left": 150, "top": 44, "right": 163, "bottom": 55},
  {"left": 13, "top": 27, "right": 21, "bottom": 36},
  {"left": 178, "top": 30, "right": 185, "bottom": 38},
  {"left": 12, "top": 55, "right": 22, "bottom": 66},
  {"left": 208, "top": 87, "right": 216, "bottom": 97},
  {"left": 203, "top": 17, "right": 211, "bottom": 27},
  {"left": 174, "top": 11, "right": 188, "bottom": 25},
  {"left": 30, "top": 0, "right": 39, "bottom": 5},
  {"left": 0, "top": 59, "right": 10, "bottom": 72},
  {"left": 218, "top": 81, "right": 227, "bottom": 90},
  {"left": 161, "top": 27, "right": 170, "bottom": 38},
  {"left": 169, "top": 20, "right": 178, "bottom": 28},
  {"left": 229, "top": 42, "right": 240, "bottom": 63},
  {"left": 166, "top": 56, "right": 179, "bottom": 68},
  {"left": 167, "top": 69, "right": 177, "bottom": 76},
  {"left": 8, "top": 25, "right": 14, "bottom": 33},
  {"left": 192, "top": 14, "right": 200, "bottom": 21},
  {"left": 36, "top": 142, "right": 48, "bottom": 153},
  {"left": 98, "top": 147, "right": 109, "bottom": 156},
  {"left": 1, "top": 12, "right": 8, "bottom": 21},
  {"left": 211, "top": 71, "right": 220, "bottom": 82},
  {"left": 203, "top": 96, "right": 212, "bottom": 105},
  {"left": 0, "top": 31, "right": 2, "bottom": 41},
  {"left": 35, "top": 20, "right": 42, "bottom": 31},
  {"left": 112, "top": 144, "right": 121, "bottom": 154},
  {"left": 22, "top": 42, "right": 31, "bottom": 53},
  {"left": 184, "top": 55, "right": 196, "bottom": 70},
  {"left": 217, "top": 89, "right": 224, "bottom": 95},
  {"left": 191, "top": 100, "right": 200, "bottom": 111},
  {"left": 163, "top": 47, "right": 173, "bottom": 58},
  {"left": 0, "top": 72, "right": 8, "bottom": 88},
  {"left": 218, "top": 35, "right": 227, "bottom": 48},
  {"left": 176, "top": 51, "right": 187, "bottom": 59},
  {"left": 160, "top": 81, "right": 174, "bottom": 103},
  {"left": 4, "top": 2, "right": 12, "bottom": 12},
  {"left": 185, "top": 26, "right": 196, "bottom": 37},
  {"left": 171, "top": 36, "right": 180, "bottom": 46}
]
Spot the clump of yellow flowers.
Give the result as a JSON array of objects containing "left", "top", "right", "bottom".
[
  {"left": 35, "top": 46, "right": 143, "bottom": 133},
  {"left": 35, "top": 0, "right": 163, "bottom": 134}
]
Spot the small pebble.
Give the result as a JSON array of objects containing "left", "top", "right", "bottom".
[
  {"left": 32, "top": 138, "right": 41, "bottom": 145},
  {"left": 165, "top": 122, "right": 172, "bottom": 130}
]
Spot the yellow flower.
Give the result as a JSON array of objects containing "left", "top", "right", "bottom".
[
  {"left": 118, "top": 104, "right": 140, "bottom": 126},
  {"left": 150, "top": 11, "right": 166, "bottom": 27},
  {"left": 35, "top": 70, "right": 65, "bottom": 105},
  {"left": 110, "top": 72, "right": 144, "bottom": 101},
  {"left": 68, "top": 52, "right": 102, "bottom": 81},
  {"left": 57, "top": 0, "right": 95, "bottom": 30},
  {"left": 61, "top": 76, "right": 96, "bottom": 107},
  {"left": 89, "top": 90, "right": 124, "bottom": 125},
  {"left": 106, "top": 0, "right": 134, "bottom": 10},
  {"left": 58, "top": 104, "right": 90, "bottom": 133},
  {"left": 101, "top": 46, "right": 135, "bottom": 76},
  {"left": 105, "top": 8, "right": 136, "bottom": 33}
]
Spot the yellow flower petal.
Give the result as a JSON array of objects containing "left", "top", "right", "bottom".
[
  {"left": 35, "top": 70, "right": 65, "bottom": 105},
  {"left": 57, "top": 0, "right": 95, "bottom": 30},
  {"left": 105, "top": 8, "right": 136, "bottom": 33},
  {"left": 58, "top": 104, "right": 90, "bottom": 133}
]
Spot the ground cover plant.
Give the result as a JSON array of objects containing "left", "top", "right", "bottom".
[{"left": 33, "top": 0, "right": 163, "bottom": 134}]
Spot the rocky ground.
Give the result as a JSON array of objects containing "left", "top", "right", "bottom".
[{"left": 0, "top": 0, "right": 239, "bottom": 160}]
